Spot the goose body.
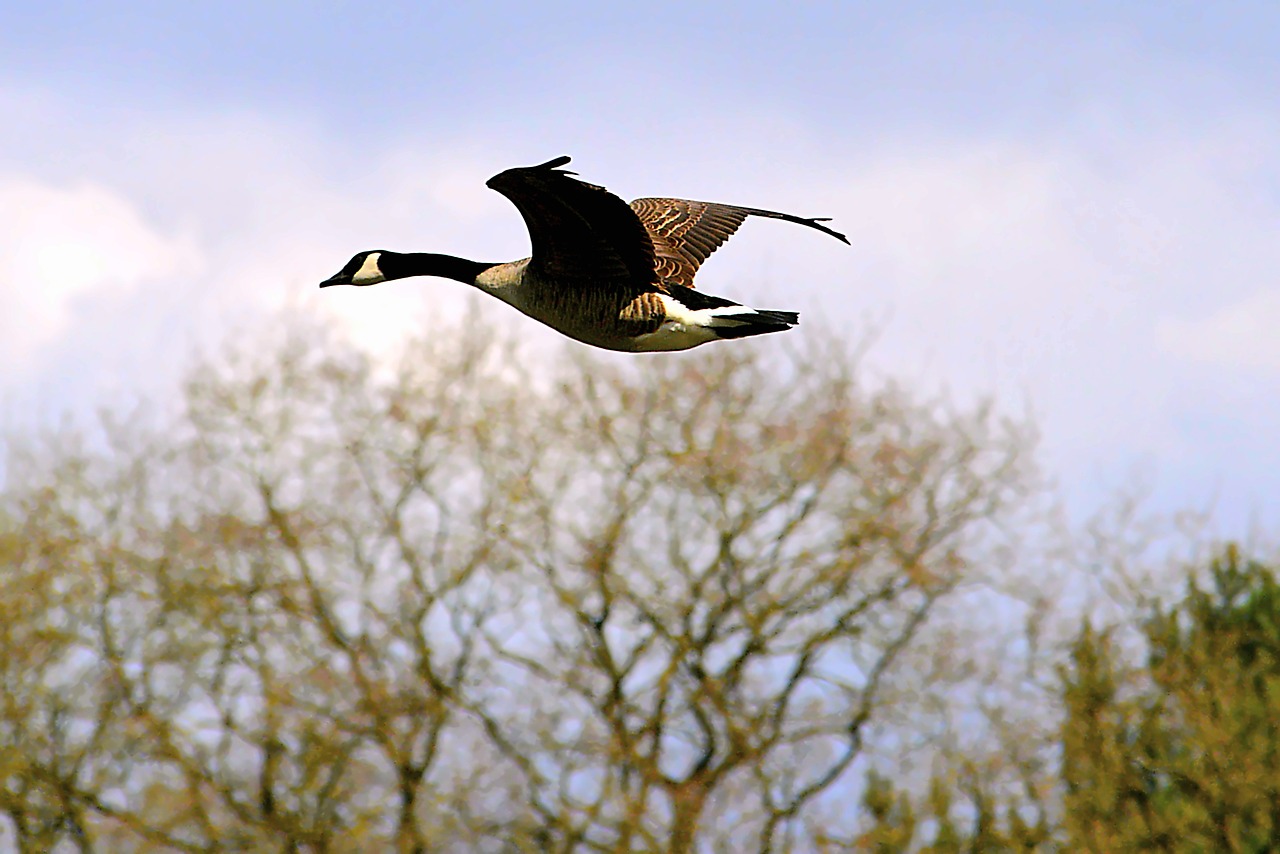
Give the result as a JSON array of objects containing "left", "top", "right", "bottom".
[{"left": 320, "top": 156, "right": 848, "bottom": 352}]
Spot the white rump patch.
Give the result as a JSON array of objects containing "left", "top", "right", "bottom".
[
  {"left": 657, "top": 293, "right": 755, "bottom": 325},
  {"left": 624, "top": 293, "right": 758, "bottom": 352}
]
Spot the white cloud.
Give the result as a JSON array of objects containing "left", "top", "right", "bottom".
[
  {"left": 1157, "top": 289, "right": 1280, "bottom": 373},
  {"left": 0, "top": 101, "right": 539, "bottom": 395},
  {"left": 0, "top": 177, "right": 200, "bottom": 369},
  {"left": 799, "top": 124, "right": 1280, "bottom": 451}
]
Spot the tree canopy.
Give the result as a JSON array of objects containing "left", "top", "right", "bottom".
[
  {"left": 0, "top": 319, "right": 1030, "bottom": 852},
  {"left": 6, "top": 315, "right": 1273, "bottom": 852},
  {"left": 861, "top": 545, "right": 1280, "bottom": 853}
]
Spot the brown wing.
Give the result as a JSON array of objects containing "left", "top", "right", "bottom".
[
  {"left": 486, "top": 156, "right": 657, "bottom": 287},
  {"left": 629, "top": 197, "right": 850, "bottom": 289}
]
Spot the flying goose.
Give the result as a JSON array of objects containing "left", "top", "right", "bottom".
[{"left": 320, "top": 156, "right": 849, "bottom": 352}]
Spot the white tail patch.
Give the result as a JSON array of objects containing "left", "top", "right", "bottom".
[
  {"left": 623, "top": 293, "right": 783, "bottom": 352},
  {"left": 657, "top": 294, "right": 756, "bottom": 327}
]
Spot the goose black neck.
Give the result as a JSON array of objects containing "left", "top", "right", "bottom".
[{"left": 383, "top": 252, "right": 494, "bottom": 284}]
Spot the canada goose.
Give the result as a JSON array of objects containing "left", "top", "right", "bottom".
[{"left": 320, "top": 156, "right": 848, "bottom": 352}]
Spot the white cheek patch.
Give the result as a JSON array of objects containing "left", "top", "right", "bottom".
[{"left": 352, "top": 252, "right": 385, "bottom": 284}]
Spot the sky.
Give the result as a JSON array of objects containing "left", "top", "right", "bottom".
[{"left": 2, "top": 2, "right": 1278, "bottom": 536}]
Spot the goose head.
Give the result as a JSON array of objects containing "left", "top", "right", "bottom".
[{"left": 320, "top": 250, "right": 390, "bottom": 287}]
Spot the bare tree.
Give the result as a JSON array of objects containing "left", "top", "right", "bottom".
[
  {"left": 464, "top": 340, "right": 1029, "bottom": 852},
  {"left": 1, "top": 312, "right": 1031, "bottom": 851}
]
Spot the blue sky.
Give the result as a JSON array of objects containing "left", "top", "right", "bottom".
[{"left": 2, "top": 2, "right": 1279, "bottom": 534}]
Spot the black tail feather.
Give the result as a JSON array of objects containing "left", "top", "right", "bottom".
[
  {"left": 711, "top": 310, "right": 799, "bottom": 340},
  {"left": 752, "top": 309, "right": 799, "bottom": 326}
]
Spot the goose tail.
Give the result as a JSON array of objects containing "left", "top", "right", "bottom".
[
  {"left": 658, "top": 284, "right": 798, "bottom": 341},
  {"left": 704, "top": 306, "right": 799, "bottom": 340}
]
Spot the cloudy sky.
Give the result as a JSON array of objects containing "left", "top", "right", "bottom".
[{"left": 2, "top": 3, "right": 1278, "bottom": 533}]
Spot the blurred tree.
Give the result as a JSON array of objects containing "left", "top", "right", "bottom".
[
  {"left": 0, "top": 316, "right": 1030, "bottom": 851},
  {"left": 858, "top": 545, "right": 1280, "bottom": 853},
  {"left": 1061, "top": 545, "right": 1280, "bottom": 852}
]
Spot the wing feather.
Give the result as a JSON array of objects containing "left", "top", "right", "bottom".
[
  {"left": 486, "top": 157, "right": 657, "bottom": 288},
  {"left": 629, "top": 198, "right": 849, "bottom": 289}
]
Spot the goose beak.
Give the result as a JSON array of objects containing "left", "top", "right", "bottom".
[{"left": 319, "top": 273, "right": 352, "bottom": 288}]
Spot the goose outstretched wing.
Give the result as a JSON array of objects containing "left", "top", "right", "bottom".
[
  {"left": 486, "top": 156, "right": 657, "bottom": 287},
  {"left": 629, "top": 198, "right": 850, "bottom": 289}
]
